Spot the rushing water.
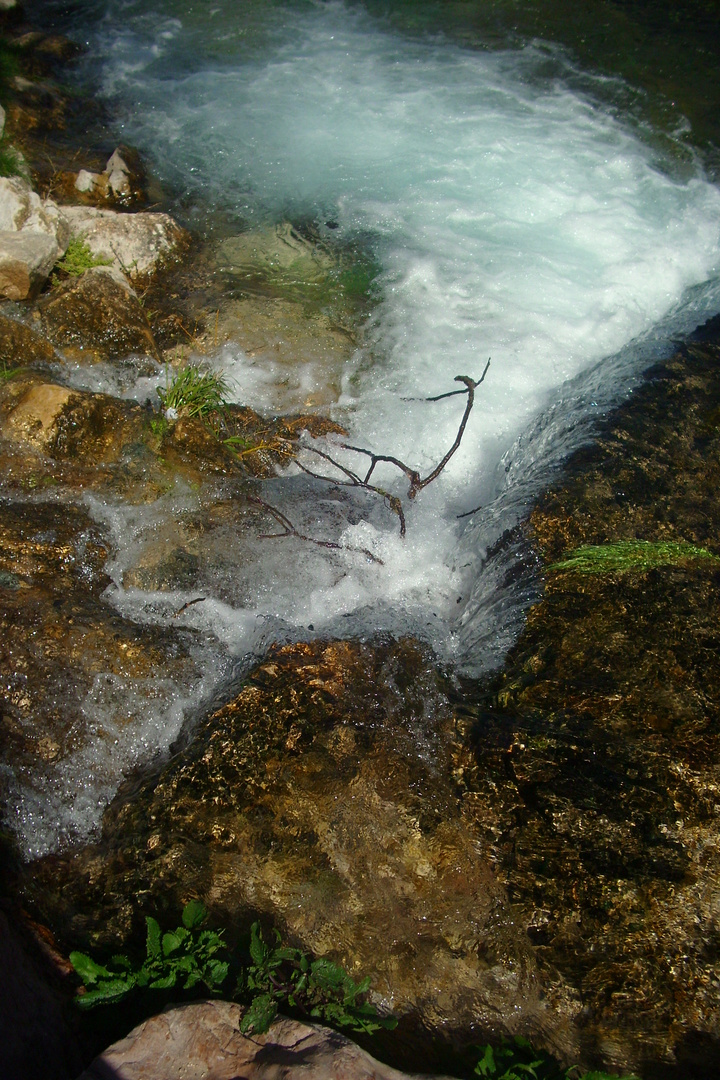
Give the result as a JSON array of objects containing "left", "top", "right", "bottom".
[{"left": 11, "top": 0, "right": 720, "bottom": 854}]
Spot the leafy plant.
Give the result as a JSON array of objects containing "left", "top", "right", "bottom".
[
  {"left": 473, "top": 1037, "right": 639, "bottom": 1080},
  {"left": 69, "top": 903, "right": 395, "bottom": 1038},
  {"left": 549, "top": 539, "right": 719, "bottom": 575},
  {"left": 54, "top": 235, "right": 113, "bottom": 278},
  {"left": 158, "top": 364, "right": 229, "bottom": 419},
  {"left": 239, "top": 921, "right": 397, "bottom": 1036},
  {"left": 69, "top": 899, "right": 228, "bottom": 1009}
]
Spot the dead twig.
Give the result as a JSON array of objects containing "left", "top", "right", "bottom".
[
  {"left": 249, "top": 496, "right": 384, "bottom": 564},
  {"left": 289, "top": 363, "right": 489, "bottom": 537}
]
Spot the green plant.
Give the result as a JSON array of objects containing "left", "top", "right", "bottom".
[
  {"left": 0, "top": 135, "right": 25, "bottom": 179},
  {"left": 549, "top": 539, "right": 719, "bottom": 575},
  {"left": 158, "top": 364, "right": 229, "bottom": 419},
  {"left": 53, "top": 235, "right": 113, "bottom": 278},
  {"left": 473, "top": 1037, "right": 639, "bottom": 1080},
  {"left": 0, "top": 360, "right": 21, "bottom": 382},
  {"left": 69, "top": 899, "right": 228, "bottom": 1008},
  {"left": 69, "top": 903, "right": 395, "bottom": 1038},
  {"left": 239, "top": 921, "right": 397, "bottom": 1036}
]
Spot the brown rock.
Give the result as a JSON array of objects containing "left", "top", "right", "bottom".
[
  {"left": 78, "top": 1004, "right": 451, "bottom": 1080},
  {"left": 0, "top": 312, "right": 59, "bottom": 368},
  {"left": 38, "top": 266, "right": 161, "bottom": 363}
]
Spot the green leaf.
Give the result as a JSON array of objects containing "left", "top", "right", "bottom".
[
  {"left": 475, "top": 1045, "right": 496, "bottom": 1078},
  {"left": 162, "top": 931, "right": 182, "bottom": 957},
  {"left": 146, "top": 916, "right": 162, "bottom": 960},
  {"left": 69, "top": 952, "right": 113, "bottom": 985},
  {"left": 206, "top": 959, "right": 229, "bottom": 987},
  {"left": 240, "top": 993, "right": 278, "bottom": 1035},
  {"left": 75, "top": 978, "right": 134, "bottom": 1008},
  {"left": 110, "top": 954, "right": 132, "bottom": 971},
  {"left": 182, "top": 899, "right": 208, "bottom": 929},
  {"left": 148, "top": 971, "right": 177, "bottom": 990},
  {"left": 249, "top": 922, "right": 268, "bottom": 967}
]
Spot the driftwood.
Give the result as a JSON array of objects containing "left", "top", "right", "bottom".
[{"left": 250, "top": 365, "right": 489, "bottom": 553}]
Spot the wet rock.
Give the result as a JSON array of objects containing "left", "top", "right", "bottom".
[
  {"left": 0, "top": 311, "right": 59, "bottom": 368},
  {"left": 72, "top": 147, "right": 148, "bottom": 209},
  {"left": 455, "top": 339, "right": 720, "bottom": 1077},
  {"left": 206, "top": 297, "right": 357, "bottom": 412},
  {"left": 23, "top": 639, "right": 567, "bottom": 1068},
  {"left": 0, "top": 497, "right": 199, "bottom": 855},
  {"left": 38, "top": 266, "right": 161, "bottom": 363},
  {"left": 78, "top": 1004, "right": 452, "bottom": 1080},
  {"left": 59, "top": 206, "right": 189, "bottom": 282}
]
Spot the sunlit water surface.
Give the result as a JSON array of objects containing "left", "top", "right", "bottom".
[{"left": 11, "top": 0, "right": 720, "bottom": 854}]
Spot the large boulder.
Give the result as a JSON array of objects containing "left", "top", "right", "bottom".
[
  {"left": 59, "top": 205, "right": 189, "bottom": 281},
  {"left": 38, "top": 265, "right": 161, "bottom": 362},
  {"left": 78, "top": 1005, "right": 452, "bottom": 1080}
]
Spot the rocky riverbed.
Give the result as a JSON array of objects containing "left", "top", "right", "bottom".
[{"left": 1, "top": 7, "right": 720, "bottom": 1080}]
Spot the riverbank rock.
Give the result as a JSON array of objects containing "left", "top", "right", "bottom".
[
  {"left": 455, "top": 335, "right": 720, "bottom": 1078},
  {"left": 38, "top": 266, "right": 161, "bottom": 363},
  {"left": 23, "top": 638, "right": 569, "bottom": 1070},
  {"left": 0, "top": 177, "right": 70, "bottom": 298},
  {"left": 59, "top": 206, "right": 189, "bottom": 282},
  {"left": 78, "top": 1004, "right": 454, "bottom": 1080}
]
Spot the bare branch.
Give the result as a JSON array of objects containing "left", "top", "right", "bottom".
[{"left": 248, "top": 496, "right": 384, "bottom": 564}]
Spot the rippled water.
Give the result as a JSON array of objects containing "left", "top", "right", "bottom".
[{"left": 11, "top": 0, "right": 720, "bottom": 853}]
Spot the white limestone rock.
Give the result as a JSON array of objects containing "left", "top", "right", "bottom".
[
  {"left": 0, "top": 231, "right": 62, "bottom": 300},
  {"left": 59, "top": 205, "right": 188, "bottom": 280}
]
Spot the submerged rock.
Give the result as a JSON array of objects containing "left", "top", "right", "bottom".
[{"left": 78, "top": 1004, "right": 453, "bottom": 1080}]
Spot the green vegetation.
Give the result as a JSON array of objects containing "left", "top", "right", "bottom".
[
  {"left": 54, "top": 235, "right": 113, "bottom": 278},
  {"left": 69, "top": 901, "right": 396, "bottom": 1037},
  {"left": 0, "top": 135, "right": 25, "bottom": 179},
  {"left": 0, "top": 360, "right": 21, "bottom": 382},
  {"left": 473, "top": 1036, "right": 638, "bottom": 1080},
  {"left": 549, "top": 539, "right": 719, "bottom": 575},
  {"left": 158, "top": 363, "right": 229, "bottom": 419}
]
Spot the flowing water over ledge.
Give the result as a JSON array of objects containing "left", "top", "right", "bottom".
[{"left": 5, "top": 0, "right": 720, "bottom": 930}]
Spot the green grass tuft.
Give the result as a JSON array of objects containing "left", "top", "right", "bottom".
[
  {"left": 549, "top": 540, "right": 719, "bottom": 575},
  {"left": 54, "top": 235, "right": 113, "bottom": 278},
  {"left": 158, "top": 364, "right": 229, "bottom": 419}
]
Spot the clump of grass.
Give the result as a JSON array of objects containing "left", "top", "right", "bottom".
[
  {"left": 54, "top": 235, "right": 113, "bottom": 278},
  {"left": 549, "top": 540, "right": 719, "bottom": 575},
  {"left": 158, "top": 363, "right": 229, "bottom": 419},
  {"left": 0, "top": 360, "right": 21, "bottom": 382}
]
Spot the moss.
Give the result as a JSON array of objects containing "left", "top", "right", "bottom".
[
  {"left": 53, "top": 235, "right": 113, "bottom": 278},
  {"left": 548, "top": 539, "right": 719, "bottom": 574}
]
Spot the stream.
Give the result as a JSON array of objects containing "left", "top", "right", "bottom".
[{"left": 11, "top": 0, "right": 720, "bottom": 864}]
